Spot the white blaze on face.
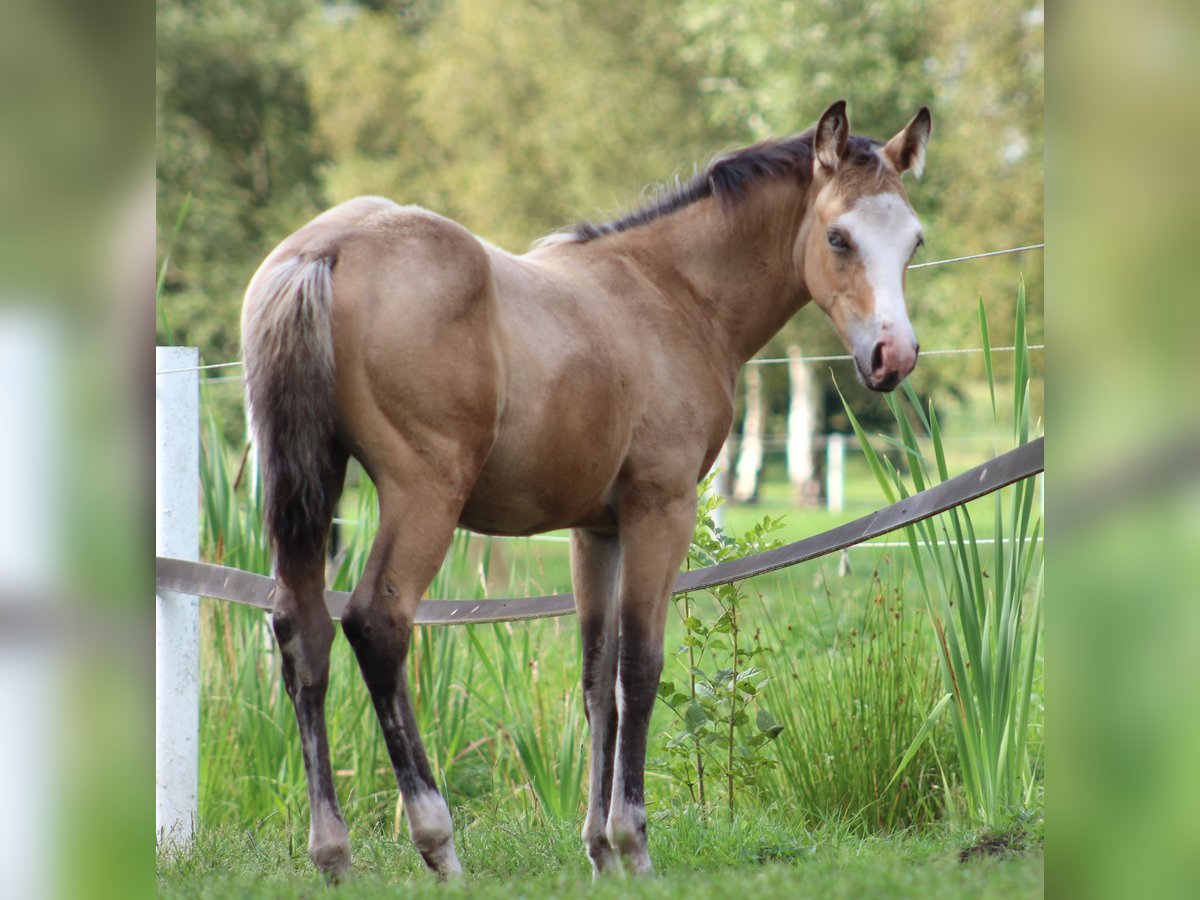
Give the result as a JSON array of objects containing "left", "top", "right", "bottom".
[{"left": 833, "top": 192, "right": 921, "bottom": 357}]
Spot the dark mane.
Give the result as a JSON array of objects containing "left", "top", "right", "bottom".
[{"left": 568, "top": 131, "right": 884, "bottom": 242}]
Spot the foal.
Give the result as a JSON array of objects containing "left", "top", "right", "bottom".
[{"left": 242, "top": 100, "right": 931, "bottom": 880}]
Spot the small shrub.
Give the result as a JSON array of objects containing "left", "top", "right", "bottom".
[{"left": 656, "top": 482, "right": 788, "bottom": 820}]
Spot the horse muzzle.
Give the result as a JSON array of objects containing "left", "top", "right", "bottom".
[{"left": 858, "top": 334, "right": 919, "bottom": 392}]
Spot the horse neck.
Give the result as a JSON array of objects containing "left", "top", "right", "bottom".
[{"left": 611, "top": 185, "right": 812, "bottom": 370}]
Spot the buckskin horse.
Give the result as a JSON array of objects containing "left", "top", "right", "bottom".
[{"left": 241, "top": 100, "right": 931, "bottom": 881}]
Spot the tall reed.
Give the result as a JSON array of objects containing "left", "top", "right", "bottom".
[
  {"left": 196, "top": 400, "right": 588, "bottom": 829},
  {"left": 754, "top": 560, "right": 948, "bottom": 831},
  {"left": 840, "top": 284, "right": 1044, "bottom": 828}
]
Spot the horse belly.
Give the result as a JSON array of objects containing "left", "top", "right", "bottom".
[{"left": 459, "top": 392, "right": 628, "bottom": 535}]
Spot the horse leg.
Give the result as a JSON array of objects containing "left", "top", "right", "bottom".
[
  {"left": 339, "top": 486, "right": 464, "bottom": 879},
  {"left": 273, "top": 565, "right": 351, "bottom": 878},
  {"left": 606, "top": 491, "right": 696, "bottom": 874},
  {"left": 571, "top": 529, "right": 622, "bottom": 877},
  {"left": 270, "top": 459, "right": 350, "bottom": 880}
]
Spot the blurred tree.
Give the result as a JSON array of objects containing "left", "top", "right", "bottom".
[
  {"left": 923, "top": 0, "right": 1044, "bottom": 349},
  {"left": 306, "top": 0, "right": 731, "bottom": 250},
  {"left": 677, "top": 0, "right": 1042, "bottom": 422},
  {"left": 156, "top": 0, "right": 327, "bottom": 366},
  {"left": 156, "top": 0, "right": 1041, "bottom": 442},
  {"left": 299, "top": 5, "right": 436, "bottom": 214}
]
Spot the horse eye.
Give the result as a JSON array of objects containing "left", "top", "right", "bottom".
[{"left": 827, "top": 230, "right": 849, "bottom": 251}]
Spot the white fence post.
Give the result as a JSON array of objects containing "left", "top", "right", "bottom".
[
  {"left": 156, "top": 347, "right": 200, "bottom": 847},
  {"left": 0, "top": 317, "right": 58, "bottom": 900},
  {"left": 826, "top": 432, "right": 845, "bottom": 513}
]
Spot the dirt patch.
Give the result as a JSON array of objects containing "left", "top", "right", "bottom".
[{"left": 958, "top": 829, "right": 1028, "bottom": 862}]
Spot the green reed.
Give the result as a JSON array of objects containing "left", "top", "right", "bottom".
[
  {"left": 752, "top": 560, "right": 948, "bottom": 831},
  {"left": 839, "top": 284, "right": 1044, "bottom": 828},
  {"left": 196, "top": 402, "right": 588, "bottom": 831}
]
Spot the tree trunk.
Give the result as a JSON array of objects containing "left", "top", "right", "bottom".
[
  {"left": 732, "top": 365, "right": 764, "bottom": 502},
  {"left": 786, "top": 346, "right": 820, "bottom": 507}
]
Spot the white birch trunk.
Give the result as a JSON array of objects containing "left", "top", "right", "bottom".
[
  {"left": 732, "top": 365, "right": 764, "bottom": 502},
  {"left": 786, "top": 346, "right": 819, "bottom": 507}
]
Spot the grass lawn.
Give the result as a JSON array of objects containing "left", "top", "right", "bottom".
[
  {"left": 157, "top": 809, "right": 1043, "bottom": 899},
  {"left": 181, "top": 375, "right": 1043, "bottom": 899}
]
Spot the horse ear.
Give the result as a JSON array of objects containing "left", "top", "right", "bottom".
[
  {"left": 813, "top": 100, "right": 850, "bottom": 174},
  {"left": 883, "top": 107, "right": 932, "bottom": 179}
]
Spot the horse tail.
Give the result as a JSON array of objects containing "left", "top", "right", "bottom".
[{"left": 242, "top": 253, "right": 339, "bottom": 582}]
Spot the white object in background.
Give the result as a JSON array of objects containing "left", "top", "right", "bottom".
[
  {"left": 0, "top": 316, "right": 60, "bottom": 900},
  {"left": 156, "top": 347, "right": 200, "bottom": 847},
  {"left": 786, "top": 347, "right": 818, "bottom": 506},
  {"left": 732, "top": 365, "right": 764, "bottom": 502},
  {"left": 826, "top": 432, "right": 845, "bottom": 514},
  {"left": 707, "top": 440, "right": 729, "bottom": 532}
]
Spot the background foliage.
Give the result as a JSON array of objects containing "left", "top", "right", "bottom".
[
  {"left": 156, "top": 0, "right": 1042, "bottom": 432},
  {"left": 157, "top": 0, "right": 1044, "bottom": 865}
]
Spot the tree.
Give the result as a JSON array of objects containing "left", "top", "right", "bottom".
[
  {"left": 677, "top": 0, "right": 1042, "bottom": 422},
  {"left": 156, "top": 0, "right": 327, "bottom": 367},
  {"left": 306, "top": 0, "right": 731, "bottom": 250}
]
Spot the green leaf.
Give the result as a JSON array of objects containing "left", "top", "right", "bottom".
[
  {"left": 888, "top": 692, "right": 953, "bottom": 789},
  {"left": 979, "top": 296, "right": 997, "bottom": 421}
]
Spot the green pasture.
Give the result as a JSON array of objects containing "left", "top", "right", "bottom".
[
  {"left": 168, "top": 298, "right": 1042, "bottom": 895},
  {"left": 156, "top": 0, "right": 1043, "bottom": 889},
  {"left": 158, "top": 811, "right": 1042, "bottom": 898}
]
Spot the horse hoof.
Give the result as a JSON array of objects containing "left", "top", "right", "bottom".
[
  {"left": 420, "top": 842, "right": 463, "bottom": 881},
  {"left": 588, "top": 845, "right": 620, "bottom": 879},
  {"left": 311, "top": 843, "right": 352, "bottom": 882}
]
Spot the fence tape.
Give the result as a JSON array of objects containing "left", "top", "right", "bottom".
[{"left": 155, "top": 438, "right": 1043, "bottom": 625}]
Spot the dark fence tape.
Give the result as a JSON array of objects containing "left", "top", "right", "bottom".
[{"left": 155, "top": 437, "right": 1043, "bottom": 625}]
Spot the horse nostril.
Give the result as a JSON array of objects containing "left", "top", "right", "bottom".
[
  {"left": 913, "top": 341, "right": 920, "bottom": 360},
  {"left": 871, "top": 341, "right": 885, "bottom": 374}
]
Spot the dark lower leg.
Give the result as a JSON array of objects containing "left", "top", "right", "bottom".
[
  {"left": 580, "top": 611, "right": 620, "bottom": 875},
  {"left": 342, "top": 601, "right": 461, "bottom": 877},
  {"left": 272, "top": 580, "right": 350, "bottom": 879},
  {"left": 607, "top": 615, "right": 664, "bottom": 874}
]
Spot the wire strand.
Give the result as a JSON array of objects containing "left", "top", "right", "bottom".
[
  {"left": 156, "top": 241, "right": 1046, "bottom": 375},
  {"left": 156, "top": 360, "right": 246, "bottom": 376},
  {"left": 746, "top": 344, "right": 1044, "bottom": 365},
  {"left": 906, "top": 243, "right": 1044, "bottom": 270}
]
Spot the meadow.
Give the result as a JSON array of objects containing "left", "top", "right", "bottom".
[{"left": 160, "top": 304, "right": 1043, "bottom": 896}]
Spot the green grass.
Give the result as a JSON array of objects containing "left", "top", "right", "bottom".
[
  {"left": 181, "top": 294, "right": 1043, "bottom": 895},
  {"left": 842, "top": 289, "right": 1044, "bottom": 829},
  {"left": 157, "top": 809, "right": 1042, "bottom": 899},
  {"left": 753, "top": 560, "right": 951, "bottom": 831},
  {"left": 196, "top": 390, "right": 963, "bottom": 832}
]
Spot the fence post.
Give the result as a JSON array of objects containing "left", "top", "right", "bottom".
[
  {"left": 826, "top": 432, "right": 845, "bottom": 513},
  {"left": 156, "top": 347, "right": 200, "bottom": 847},
  {"left": 0, "top": 317, "right": 58, "bottom": 899}
]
